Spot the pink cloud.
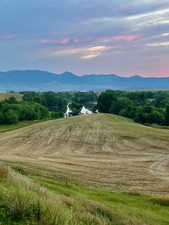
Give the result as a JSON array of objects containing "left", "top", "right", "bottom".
[
  {"left": 110, "top": 35, "right": 140, "bottom": 41},
  {"left": 0, "top": 34, "right": 16, "bottom": 40},
  {"left": 41, "top": 37, "right": 95, "bottom": 45},
  {"left": 73, "top": 35, "right": 140, "bottom": 43},
  {"left": 40, "top": 34, "right": 140, "bottom": 46},
  {"left": 40, "top": 38, "right": 70, "bottom": 44}
]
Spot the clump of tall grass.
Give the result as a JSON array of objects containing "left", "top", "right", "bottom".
[{"left": 0, "top": 169, "right": 123, "bottom": 225}]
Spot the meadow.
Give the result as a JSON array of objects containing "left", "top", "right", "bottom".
[
  {"left": 1, "top": 114, "right": 169, "bottom": 224},
  {"left": 1, "top": 166, "right": 169, "bottom": 225}
]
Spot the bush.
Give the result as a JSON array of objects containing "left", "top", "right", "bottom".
[
  {"left": 20, "top": 104, "right": 37, "bottom": 121},
  {"left": 50, "top": 112, "right": 63, "bottom": 119},
  {"left": 0, "top": 101, "right": 49, "bottom": 125},
  {"left": 0, "top": 112, "right": 5, "bottom": 124},
  {"left": 4, "top": 109, "right": 19, "bottom": 124}
]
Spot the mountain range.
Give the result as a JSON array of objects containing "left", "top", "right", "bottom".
[{"left": 0, "top": 70, "right": 169, "bottom": 92}]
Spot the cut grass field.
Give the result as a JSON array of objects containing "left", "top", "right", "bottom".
[
  {"left": 1, "top": 114, "right": 169, "bottom": 224},
  {"left": 1, "top": 114, "right": 169, "bottom": 195},
  {"left": 0, "top": 93, "right": 23, "bottom": 101}
]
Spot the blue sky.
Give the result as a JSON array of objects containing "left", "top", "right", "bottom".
[{"left": 0, "top": 0, "right": 169, "bottom": 76}]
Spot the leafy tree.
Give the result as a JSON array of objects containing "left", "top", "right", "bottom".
[
  {"left": 5, "top": 97, "right": 18, "bottom": 104},
  {"left": 165, "top": 105, "right": 169, "bottom": 125},
  {"left": 20, "top": 104, "right": 37, "bottom": 121},
  {"left": 148, "top": 110, "right": 165, "bottom": 125},
  {"left": 97, "top": 91, "right": 117, "bottom": 113},
  {"left": 33, "top": 103, "right": 49, "bottom": 120},
  {"left": 70, "top": 103, "right": 82, "bottom": 115},
  {"left": 4, "top": 109, "right": 19, "bottom": 124},
  {"left": 51, "top": 111, "right": 64, "bottom": 119},
  {"left": 0, "top": 112, "right": 5, "bottom": 124},
  {"left": 23, "top": 92, "right": 42, "bottom": 103},
  {"left": 72, "top": 91, "right": 97, "bottom": 107},
  {"left": 97, "top": 90, "right": 168, "bottom": 126},
  {"left": 110, "top": 97, "right": 134, "bottom": 115}
]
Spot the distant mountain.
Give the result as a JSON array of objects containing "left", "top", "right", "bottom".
[{"left": 0, "top": 70, "right": 169, "bottom": 92}]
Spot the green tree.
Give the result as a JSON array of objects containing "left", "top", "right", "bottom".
[
  {"left": 4, "top": 109, "right": 19, "bottom": 124},
  {"left": 0, "top": 112, "right": 5, "bottom": 124},
  {"left": 5, "top": 96, "right": 18, "bottom": 104},
  {"left": 110, "top": 97, "right": 134, "bottom": 115},
  {"left": 147, "top": 110, "right": 165, "bottom": 125},
  {"left": 20, "top": 104, "right": 37, "bottom": 121},
  {"left": 165, "top": 105, "right": 169, "bottom": 125},
  {"left": 50, "top": 111, "right": 63, "bottom": 119},
  {"left": 97, "top": 91, "right": 117, "bottom": 113},
  {"left": 70, "top": 103, "right": 82, "bottom": 115},
  {"left": 33, "top": 103, "right": 49, "bottom": 120}
]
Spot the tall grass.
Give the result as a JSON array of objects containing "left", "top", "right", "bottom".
[
  {"left": 30, "top": 175, "right": 169, "bottom": 225},
  {"left": 0, "top": 167, "right": 8, "bottom": 180},
  {"left": 0, "top": 169, "right": 124, "bottom": 225},
  {"left": 1, "top": 167, "right": 169, "bottom": 225}
]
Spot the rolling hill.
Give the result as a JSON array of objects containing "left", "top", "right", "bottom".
[
  {"left": 1, "top": 114, "right": 169, "bottom": 225},
  {"left": 1, "top": 70, "right": 169, "bottom": 91},
  {"left": 0, "top": 113, "right": 169, "bottom": 195}
]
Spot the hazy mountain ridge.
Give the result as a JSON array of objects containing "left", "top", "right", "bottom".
[{"left": 0, "top": 70, "right": 169, "bottom": 91}]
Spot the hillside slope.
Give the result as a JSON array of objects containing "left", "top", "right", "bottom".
[{"left": 0, "top": 114, "right": 169, "bottom": 195}]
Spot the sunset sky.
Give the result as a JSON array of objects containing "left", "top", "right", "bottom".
[{"left": 0, "top": 0, "right": 169, "bottom": 77}]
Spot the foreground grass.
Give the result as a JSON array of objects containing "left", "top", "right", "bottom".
[
  {"left": 1, "top": 114, "right": 169, "bottom": 224},
  {"left": 0, "top": 168, "right": 125, "bottom": 225},
  {"left": 1, "top": 166, "right": 169, "bottom": 225},
  {"left": 31, "top": 176, "right": 169, "bottom": 225}
]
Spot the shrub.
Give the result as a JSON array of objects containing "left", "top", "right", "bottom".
[
  {"left": 50, "top": 111, "right": 63, "bottom": 119},
  {"left": 4, "top": 109, "right": 19, "bottom": 124}
]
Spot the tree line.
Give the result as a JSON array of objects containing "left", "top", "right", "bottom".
[
  {"left": 2, "top": 90, "right": 169, "bottom": 126},
  {"left": 97, "top": 90, "right": 169, "bottom": 125},
  {"left": 21, "top": 91, "right": 97, "bottom": 111},
  {"left": 0, "top": 91, "right": 98, "bottom": 125},
  {"left": 0, "top": 97, "right": 49, "bottom": 124}
]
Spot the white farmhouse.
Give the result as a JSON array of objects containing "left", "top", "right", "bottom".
[
  {"left": 80, "top": 106, "right": 93, "bottom": 115},
  {"left": 64, "top": 104, "right": 93, "bottom": 118}
]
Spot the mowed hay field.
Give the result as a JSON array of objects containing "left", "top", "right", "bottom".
[
  {"left": 0, "top": 93, "right": 23, "bottom": 101},
  {"left": 0, "top": 114, "right": 169, "bottom": 195}
]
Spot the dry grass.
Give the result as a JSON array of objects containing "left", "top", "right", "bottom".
[
  {"left": 0, "top": 114, "right": 169, "bottom": 195},
  {"left": 0, "top": 93, "right": 23, "bottom": 101},
  {"left": 0, "top": 167, "right": 8, "bottom": 180}
]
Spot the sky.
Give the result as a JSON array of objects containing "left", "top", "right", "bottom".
[{"left": 0, "top": 0, "right": 169, "bottom": 77}]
